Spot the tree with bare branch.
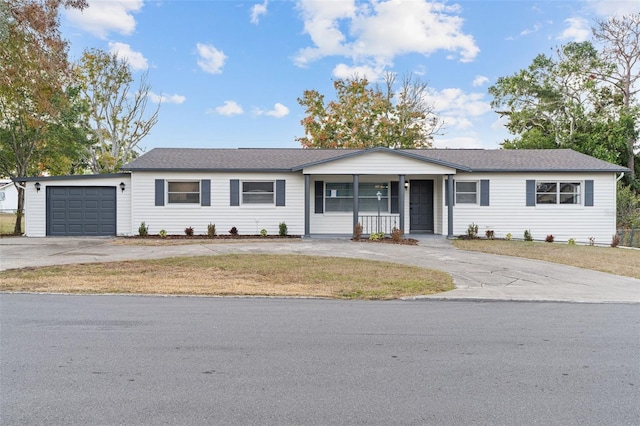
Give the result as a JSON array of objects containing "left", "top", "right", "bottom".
[{"left": 75, "top": 49, "right": 160, "bottom": 174}]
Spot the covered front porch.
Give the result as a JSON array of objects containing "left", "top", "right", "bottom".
[{"left": 302, "top": 174, "right": 456, "bottom": 238}]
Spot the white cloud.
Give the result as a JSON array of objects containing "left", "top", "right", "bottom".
[
  {"left": 520, "top": 23, "right": 542, "bottom": 36},
  {"left": 210, "top": 101, "right": 244, "bottom": 116},
  {"left": 148, "top": 92, "right": 186, "bottom": 104},
  {"left": 196, "top": 43, "right": 227, "bottom": 74},
  {"left": 294, "top": 0, "right": 479, "bottom": 69},
  {"left": 332, "top": 63, "right": 384, "bottom": 81},
  {"left": 251, "top": 0, "right": 269, "bottom": 24},
  {"left": 472, "top": 75, "right": 489, "bottom": 87},
  {"left": 425, "top": 88, "right": 491, "bottom": 131},
  {"left": 65, "top": 0, "right": 143, "bottom": 39},
  {"left": 558, "top": 17, "right": 590, "bottom": 42},
  {"left": 587, "top": 0, "right": 640, "bottom": 16},
  {"left": 108, "top": 42, "right": 148, "bottom": 71},
  {"left": 255, "top": 103, "right": 290, "bottom": 118}
]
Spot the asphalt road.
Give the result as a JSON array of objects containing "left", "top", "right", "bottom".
[{"left": 1, "top": 294, "right": 639, "bottom": 425}]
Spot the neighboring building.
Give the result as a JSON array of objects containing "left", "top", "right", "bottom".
[
  {"left": 0, "top": 181, "right": 18, "bottom": 213},
  {"left": 14, "top": 147, "right": 629, "bottom": 244}
]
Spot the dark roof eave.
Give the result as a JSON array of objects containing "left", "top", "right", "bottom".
[
  {"left": 121, "top": 167, "right": 297, "bottom": 173},
  {"left": 11, "top": 173, "right": 131, "bottom": 182}
]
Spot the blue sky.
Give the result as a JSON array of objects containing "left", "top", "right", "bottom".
[{"left": 60, "top": 0, "right": 640, "bottom": 151}]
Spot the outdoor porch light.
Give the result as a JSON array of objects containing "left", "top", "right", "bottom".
[
  {"left": 404, "top": 181, "right": 409, "bottom": 189},
  {"left": 119, "top": 182, "right": 126, "bottom": 192},
  {"left": 35, "top": 182, "right": 41, "bottom": 192}
]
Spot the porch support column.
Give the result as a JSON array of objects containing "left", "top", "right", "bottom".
[
  {"left": 398, "top": 174, "right": 405, "bottom": 233},
  {"left": 447, "top": 174, "right": 454, "bottom": 238},
  {"left": 352, "top": 174, "right": 359, "bottom": 236},
  {"left": 304, "top": 174, "right": 310, "bottom": 238}
]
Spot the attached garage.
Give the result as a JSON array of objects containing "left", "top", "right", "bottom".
[
  {"left": 13, "top": 173, "right": 131, "bottom": 237},
  {"left": 47, "top": 186, "right": 117, "bottom": 236}
]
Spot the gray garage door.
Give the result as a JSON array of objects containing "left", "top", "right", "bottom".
[{"left": 46, "top": 186, "right": 116, "bottom": 236}]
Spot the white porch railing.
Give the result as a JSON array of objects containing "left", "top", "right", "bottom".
[{"left": 358, "top": 215, "right": 398, "bottom": 235}]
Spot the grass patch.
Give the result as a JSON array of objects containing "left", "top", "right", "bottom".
[
  {"left": 452, "top": 239, "right": 640, "bottom": 280},
  {"left": 0, "top": 254, "right": 453, "bottom": 300},
  {"left": 0, "top": 213, "right": 22, "bottom": 235}
]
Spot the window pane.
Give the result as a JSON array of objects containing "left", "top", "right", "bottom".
[
  {"left": 243, "top": 193, "right": 274, "bottom": 204},
  {"left": 168, "top": 193, "right": 200, "bottom": 204},
  {"left": 243, "top": 181, "right": 273, "bottom": 193},
  {"left": 359, "top": 197, "right": 389, "bottom": 212},
  {"left": 168, "top": 181, "right": 199, "bottom": 193},
  {"left": 536, "top": 182, "right": 556, "bottom": 193},
  {"left": 326, "top": 183, "right": 353, "bottom": 197},
  {"left": 536, "top": 194, "right": 556, "bottom": 204},
  {"left": 326, "top": 198, "right": 353, "bottom": 212},
  {"left": 560, "top": 183, "right": 580, "bottom": 193},
  {"left": 560, "top": 194, "right": 580, "bottom": 204},
  {"left": 359, "top": 183, "right": 388, "bottom": 197},
  {"left": 456, "top": 182, "right": 476, "bottom": 193},
  {"left": 456, "top": 194, "right": 477, "bottom": 204}
]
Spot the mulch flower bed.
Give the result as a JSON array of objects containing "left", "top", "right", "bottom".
[
  {"left": 126, "top": 235, "right": 301, "bottom": 240},
  {"left": 351, "top": 237, "right": 419, "bottom": 245}
]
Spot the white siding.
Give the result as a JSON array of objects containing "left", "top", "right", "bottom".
[
  {"left": 447, "top": 172, "right": 617, "bottom": 244},
  {"left": 131, "top": 172, "right": 304, "bottom": 236},
  {"left": 24, "top": 176, "right": 132, "bottom": 237},
  {"left": 0, "top": 183, "right": 18, "bottom": 212},
  {"left": 303, "top": 151, "right": 456, "bottom": 175}
]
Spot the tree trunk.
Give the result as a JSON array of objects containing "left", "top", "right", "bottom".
[{"left": 14, "top": 184, "right": 24, "bottom": 235}]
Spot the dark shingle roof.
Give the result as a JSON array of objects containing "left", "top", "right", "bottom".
[{"left": 122, "top": 147, "right": 628, "bottom": 173}]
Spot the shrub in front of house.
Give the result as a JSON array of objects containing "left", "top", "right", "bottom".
[
  {"left": 279, "top": 222, "right": 288, "bottom": 237},
  {"left": 207, "top": 223, "right": 216, "bottom": 238},
  {"left": 185, "top": 226, "right": 194, "bottom": 236},
  {"left": 138, "top": 222, "right": 149, "bottom": 236},
  {"left": 229, "top": 226, "right": 238, "bottom": 236}
]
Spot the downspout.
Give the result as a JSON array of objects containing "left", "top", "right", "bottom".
[{"left": 616, "top": 172, "right": 625, "bottom": 182}]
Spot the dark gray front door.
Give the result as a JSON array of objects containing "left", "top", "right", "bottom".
[
  {"left": 46, "top": 186, "right": 116, "bottom": 236},
  {"left": 409, "top": 180, "right": 434, "bottom": 232}
]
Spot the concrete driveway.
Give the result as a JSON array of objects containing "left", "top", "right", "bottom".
[{"left": 1, "top": 236, "right": 638, "bottom": 303}]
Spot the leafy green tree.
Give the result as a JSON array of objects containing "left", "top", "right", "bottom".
[
  {"left": 296, "top": 73, "right": 442, "bottom": 149},
  {"left": 0, "top": 0, "right": 87, "bottom": 234},
  {"left": 490, "top": 14, "right": 639, "bottom": 188},
  {"left": 75, "top": 49, "right": 160, "bottom": 173}
]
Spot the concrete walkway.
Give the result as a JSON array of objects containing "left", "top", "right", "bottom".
[{"left": 1, "top": 236, "right": 638, "bottom": 303}]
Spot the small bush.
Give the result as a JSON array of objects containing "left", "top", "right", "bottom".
[
  {"left": 138, "top": 222, "right": 149, "bottom": 237},
  {"left": 279, "top": 222, "right": 288, "bottom": 236},
  {"left": 260, "top": 228, "right": 268, "bottom": 237},
  {"left": 568, "top": 238, "right": 576, "bottom": 246},
  {"left": 505, "top": 233, "right": 512, "bottom": 241},
  {"left": 589, "top": 237, "right": 595, "bottom": 246},
  {"left": 524, "top": 230, "right": 533, "bottom": 242},
  {"left": 353, "top": 223, "right": 363, "bottom": 240},
  {"left": 485, "top": 230, "right": 494, "bottom": 240},
  {"left": 229, "top": 226, "right": 238, "bottom": 236},
  {"left": 158, "top": 229, "right": 167, "bottom": 238},
  {"left": 391, "top": 227, "right": 403, "bottom": 242},
  {"left": 184, "top": 226, "right": 194, "bottom": 236},
  {"left": 207, "top": 223, "right": 216, "bottom": 238},
  {"left": 369, "top": 232, "right": 385, "bottom": 241},
  {"left": 466, "top": 223, "right": 478, "bottom": 238},
  {"left": 545, "top": 234, "right": 554, "bottom": 243},
  {"left": 611, "top": 234, "right": 620, "bottom": 248}
]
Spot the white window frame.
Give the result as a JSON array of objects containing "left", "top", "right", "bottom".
[
  {"left": 242, "top": 181, "right": 274, "bottom": 205},
  {"left": 455, "top": 181, "right": 478, "bottom": 204},
  {"left": 324, "top": 182, "right": 389, "bottom": 213},
  {"left": 536, "top": 181, "right": 581, "bottom": 205},
  {"left": 167, "top": 180, "right": 200, "bottom": 205}
]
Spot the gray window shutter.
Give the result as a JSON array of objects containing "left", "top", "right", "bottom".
[
  {"left": 314, "top": 181, "right": 324, "bottom": 213},
  {"left": 276, "top": 180, "right": 286, "bottom": 206},
  {"left": 201, "top": 179, "right": 211, "bottom": 206},
  {"left": 390, "top": 181, "right": 399, "bottom": 214},
  {"left": 155, "top": 179, "right": 164, "bottom": 206},
  {"left": 480, "top": 179, "right": 490, "bottom": 206},
  {"left": 526, "top": 180, "right": 536, "bottom": 206},
  {"left": 585, "top": 180, "right": 594, "bottom": 206},
  {"left": 230, "top": 179, "right": 239, "bottom": 206}
]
